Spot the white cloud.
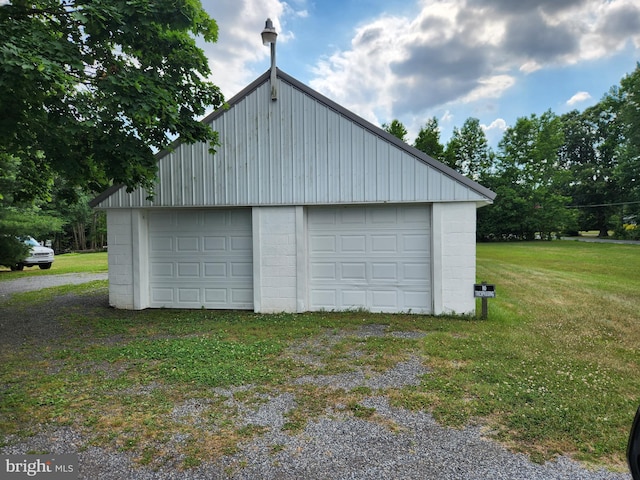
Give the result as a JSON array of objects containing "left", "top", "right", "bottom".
[
  {"left": 192, "top": 0, "right": 638, "bottom": 136},
  {"left": 310, "top": 14, "right": 412, "bottom": 125},
  {"left": 461, "top": 75, "right": 516, "bottom": 103},
  {"left": 307, "top": 1, "right": 520, "bottom": 117},
  {"left": 307, "top": 0, "right": 640, "bottom": 121},
  {"left": 482, "top": 118, "right": 508, "bottom": 133},
  {"left": 440, "top": 110, "right": 454, "bottom": 124},
  {"left": 199, "top": 0, "right": 304, "bottom": 98},
  {"left": 566, "top": 91, "right": 592, "bottom": 106},
  {"left": 564, "top": 0, "right": 640, "bottom": 62},
  {"left": 519, "top": 61, "right": 542, "bottom": 74}
]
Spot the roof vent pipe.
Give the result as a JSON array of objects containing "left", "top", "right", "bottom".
[{"left": 261, "top": 18, "right": 278, "bottom": 101}]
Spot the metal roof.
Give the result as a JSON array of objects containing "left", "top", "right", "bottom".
[{"left": 91, "top": 69, "right": 496, "bottom": 209}]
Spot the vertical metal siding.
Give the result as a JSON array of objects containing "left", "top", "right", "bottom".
[
  {"left": 351, "top": 124, "right": 365, "bottom": 202},
  {"left": 97, "top": 77, "right": 488, "bottom": 209}
]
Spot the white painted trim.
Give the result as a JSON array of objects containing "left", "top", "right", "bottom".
[
  {"left": 252, "top": 207, "right": 263, "bottom": 312},
  {"left": 431, "top": 203, "right": 444, "bottom": 315},
  {"left": 131, "top": 209, "right": 149, "bottom": 310},
  {"left": 295, "top": 206, "right": 307, "bottom": 312}
]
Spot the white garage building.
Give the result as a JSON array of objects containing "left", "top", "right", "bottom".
[{"left": 91, "top": 68, "right": 495, "bottom": 315}]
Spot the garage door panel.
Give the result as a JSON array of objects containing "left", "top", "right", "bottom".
[
  {"left": 341, "top": 235, "right": 365, "bottom": 252},
  {"left": 204, "top": 236, "right": 226, "bottom": 251},
  {"left": 404, "top": 263, "right": 429, "bottom": 281},
  {"left": 148, "top": 211, "right": 176, "bottom": 230},
  {"left": 177, "top": 211, "right": 200, "bottom": 228},
  {"left": 370, "top": 290, "right": 398, "bottom": 309},
  {"left": 311, "top": 262, "right": 336, "bottom": 280},
  {"left": 149, "top": 209, "right": 253, "bottom": 309},
  {"left": 341, "top": 263, "right": 366, "bottom": 280},
  {"left": 371, "top": 235, "right": 397, "bottom": 252},
  {"left": 311, "top": 209, "right": 337, "bottom": 225},
  {"left": 341, "top": 208, "right": 366, "bottom": 224},
  {"left": 151, "top": 288, "right": 174, "bottom": 303},
  {"left": 177, "top": 263, "right": 200, "bottom": 277},
  {"left": 176, "top": 237, "right": 199, "bottom": 252},
  {"left": 403, "top": 291, "right": 430, "bottom": 310},
  {"left": 230, "top": 262, "right": 252, "bottom": 278},
  {"left": 404, "top": 207, "right": 430, "bottom": 223},
  {"left": 342, "top": 290, "right": 366, "bottom": 306},
  {"left": 205, "top": 289, "right": 227, "bottom": 303},
  {"left": 178, "top": 288, "right": 199, "bottom": 302},
  {"left": 151, "top": 263, "right": 174, "bottom": 277},
  {"left": 403, "top": 234, "right": 429, "bottom": 252},
  {"left": 150, "top": 236, "right": 173, "bottom": 252},
  {"left": 372, "top": 263, "right": 397, "bottom": 280},
  {"left": 204, "top": 263, "right": 227, "bottom": 277},
  {"left": 203, "top": 211, "right": 227, "bottom": 226},
  {"left": 230, "top": 210, "right": 251, "bottom": 226},
  {"left": 310, "top": 235, "right": 336, "bottom": 253},
  {"left": 230, "top": 236, "right": 252, "bottom": 252},
  {"left": 310, "top": 289, "right": 336, "bottom": 307},
  {"left": 371, "top": 206, "right": 397, "bottom": 224},
  {"left": 231, "top": 289, "right": 253, "bottom": 304},
  {"left": 309, "top": 205, "right": 431, "bottom": 313}
]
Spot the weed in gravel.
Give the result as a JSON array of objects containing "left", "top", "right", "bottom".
[{"left": 348, "top": 402, "right": 376, "bottom": 418}]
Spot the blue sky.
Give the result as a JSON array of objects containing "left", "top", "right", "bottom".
[{"left": 199, "top": 0, "right": 640, "bottom": 148}]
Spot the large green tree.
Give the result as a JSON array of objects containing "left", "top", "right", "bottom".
[
  {"left": 382, "top": 119, "right": 408, "bottom": 143},
  {"left": 0, "top": 153, "right": 63, "bottom": 267},
  {"left": 413, "top": 116, "right": 445, "bottom": 162},
  {"left": 444, "top": 117, "right": 492, "bottom": 180},
  {"left": 559, "top": 103, "right": 623, "bottom": 237},
  {"left": 0, "top": 0, "right": 224, "bottom": 195},
  {"left": 479, "top": 111, "right": 575, "bottom": 240},
  {"left": 616, "top": 63, "right": 640, "bottom": 223}
]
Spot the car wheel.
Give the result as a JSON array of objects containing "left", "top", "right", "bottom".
[
  {"left": 39, "top": 263, "right": 52, "bottom": 270},
  {"left": 11, "top": 263, "right": 24, "bottom": 271}
]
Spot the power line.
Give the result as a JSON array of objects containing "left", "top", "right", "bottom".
[{"left": 566, "top": 200, "right": 640, "bottom": 209}]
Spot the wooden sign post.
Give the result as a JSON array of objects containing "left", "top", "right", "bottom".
[{"left": 474, "top": 282, "right": 496, "bottom": 320}]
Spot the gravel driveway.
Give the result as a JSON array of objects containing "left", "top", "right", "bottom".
[
  {"left": 0, "top": 276, "right": 632, "bottom": 480},
  {"left": 0, "top": 272, "right": 108, "bottom": 298}
]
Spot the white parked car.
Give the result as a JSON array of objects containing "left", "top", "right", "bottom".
[{"left": 11, "top": 237, "right": 55, "bottom": 271}]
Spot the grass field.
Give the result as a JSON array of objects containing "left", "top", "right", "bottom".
[
  {"left": 0, "top": 242, "right": 638, "bottom": 470},
  {"left": 464, "top": 241, "right": 638, "bottom": 465},
  {"left": 0, "top": 251, "right": 108, "bottom": 280}
]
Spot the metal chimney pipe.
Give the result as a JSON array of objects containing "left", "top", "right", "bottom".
[{"left": 261, "top": 18, "right": 278, "bottom": 101}]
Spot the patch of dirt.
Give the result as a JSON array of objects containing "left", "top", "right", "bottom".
[{"left": 0, "top": 289, "right": 110, "bottom": 349}]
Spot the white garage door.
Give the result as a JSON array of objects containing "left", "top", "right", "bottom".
[
  {"left": 148, "top": 209, "right": 253, "bottom": 309},
  {"left": 308, "top": 205, "right": 431, "bottom": 314}
]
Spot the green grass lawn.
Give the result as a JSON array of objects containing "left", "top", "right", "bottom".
[
  {"left": 0, "top": 251, "right": 108, "bottom": 280},
  {"left": 447, "top": 241, "right": 639, "bottom": 465},
  {"left": 0, "top": 242, "right": 638, "bottom": 470}
]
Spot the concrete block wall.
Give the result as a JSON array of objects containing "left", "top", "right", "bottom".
[
  {"left": 432, "top": 202, "right": 477, "bottom": 315},
  {"left": 106, "top": 210, "right": 134, "bottom": 309},
  {"left": 105, "top": 203, "right": 480, "bottom": 316},
  {"left": 252, "top": 206, "right": 298, "bottom": 313}
]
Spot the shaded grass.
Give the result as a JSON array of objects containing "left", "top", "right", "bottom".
[
  {"left": 3, "top": 280, "right": 108, "bottom": 306},
  {"left": 1, "top": 241, "right": 638, "bottom": 470}
]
